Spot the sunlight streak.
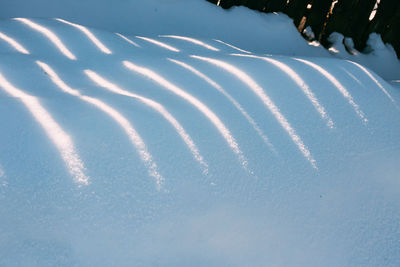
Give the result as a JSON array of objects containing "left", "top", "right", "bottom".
[
  {"left": 369, "top": 0, "right": 380, "bottom": 21},
  {"left": 214, "top": 39, "right": 252, "bottom": 54},
  {"left": 0, "top": 163, "right": 6, "bottom": 187},
  {"left": 308, "top": 41, "right": 321, "bottom": 47},
  {"left": 0, "top": 32, "right": 30, "bottom": 54},
  {"left": 0, "top": 72, "right": 88, "bottom": 184},
  {"left": 294, "top": 58, "right": 368, "bottom": 123},
  {"left": 14, "top": 18, "right": 76, "bottom": 60},
  {"left": 168, "top": 58, "right": 276, "bottom": 152},
  {"left": 341, "top": 68, "right": 363, "bottom": 86},
  {"left": 192, "top": 55, "right": 317, "bottom": 169},
  {"left": 123, "top": 60, "right": 249, "bottom": 169},
  {"left": 36, "top": 61, "right": 164, "bottom": 188},
  {"left": 346, "top": 60, "right": 397, "bottom": 106},
  {"left": 135, "top": 36, "right": 179, "bottom": 52},
  {"left": 116, "top": 33, "right": 140, "bottom": 47},
  {"left": 160, "top": 35, "right": 219, "bottom": 51},
  {"left": 328, "top": 47, "right": 339, "bottom": 54},
  {"left": 233, "top": 54, "right": 334, "bottom": 128},
  {"left": 55, "top": 18, "right": 112, "bottom": 54},
  {"left": 84, "top": 69, "right": 208, "bottom": 174}
]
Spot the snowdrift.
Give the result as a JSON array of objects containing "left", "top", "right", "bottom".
[
  {"left": 0, "top": 16, "right": 399, "bottom": 266},
  {"left": 2, "top": 0, "right": 400, "bottom": 80}
]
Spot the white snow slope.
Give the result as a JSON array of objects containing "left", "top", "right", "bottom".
[{"left": 0, "top": 1, "right": 400, "bottom": 266}]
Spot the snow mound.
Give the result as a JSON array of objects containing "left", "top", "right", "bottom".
[
  {"left": 1, "top": 0, "right": 400, "bottom": 80},
  {"left": 0, "top": 18, "right": 399, "bottom": 266}
]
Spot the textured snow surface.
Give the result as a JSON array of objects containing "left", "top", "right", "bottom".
[
  {"left": 0, "top": 12, "right": 399, "bottom": 267},
  {"left": 2, "top": 0, "right": 400, "bottom": 80}
]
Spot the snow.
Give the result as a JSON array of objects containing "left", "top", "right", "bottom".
[
  {"left": 1, "top": 0, "right": 399, "bottom": 79},
  {"left": 327, "top": 32, "right": 400, "bottom": 80},
  {"left": 0, "top": 0, "right": 399, "bottom": 266}
]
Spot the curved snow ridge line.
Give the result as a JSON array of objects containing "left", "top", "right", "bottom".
[
  {"left": 123, "top": 60, "right": 249, "bottom": 170},
  {"left": 213, "top": 39, "right": 252, "bottom": 54},
  {"left": 0, "top": 31, "right": 30, "bottom": 54},
  {"left": 159, "top": 35, "right": 219, "bottom": 52},
  {"left": 192, "top": 55, "right": 317, "bottom": 169},
  {"left": 341, "top": 68, "right": 363, "bottom": 86},
  {"left": 294, "top": 58, "right": 368, "bottom": 124},
  {"left": 346, "top": 60, "right": 399, "bottom": 110},
  {"left": 36, "top": 61, "right": 164, "bottom": 189},
  {"left": 84, "top": 69, "right": 209, "bottom": 174},
  {"left": 13, "top": 18, "right": 76, "bottom": 60},
  {"left": 233, "top": 54, "right": 334, "bottom": 129},
  {"left": 168, "top": 58, "right": 276, "bottom": 153},
  {"left": 0, "top": 72, "right": 89, "bottom": 185},
  {"left": 116, "top": 33, "right": 140, "bottom": 47},
  {"left": 55, "top": 18, "right": 112, "bottom": 54},
  {"left": 135, "top": 36, "right": 179, "bottom": 52}
]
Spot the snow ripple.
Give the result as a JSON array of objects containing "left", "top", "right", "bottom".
[
  {"left": 234, "top": 54, "right": 334, "bottom": 129},
  {"left": 116, "top": 33, "right": 140, "bottom": 47},
  {"left": 214, "top": 39, "right": 252, "bottom": 54},
  {"left": 0, "top": 72, "right": 88, "bottom": 185},
  {"left": 55, "top": 18, "right": 112, "bottom": 54},
  {"left": 160, "top": 35, "right": 219, "bottom": 51},
  {"left": 346, "top": 60, "right": 399, "bottom": 109},
  {"left": 135, "top": 36, "right": 179, "bottom": 52},
  {"left": 123, "top": 60, "right": 249, "bottom": 170},
  {"left": 168, "top": 58, "right": 275, "bottom": 153},
  {"left": 0, "top": 31, "right": 29, "bottom": 54},
  {"left": 295, "top": 58, "right": 368, "bottom": 124},
  {"left": 85, "top": 69, "right": 209, "bottom": 174},
  {"left": 36, "top": 61, "right": 164, "bottom": 189},
  {"left": 192, "top": 55, "right": 317, "bottom": 169},
  {"left": 14, "top": 18, "right": 76, "bottom": 60}
]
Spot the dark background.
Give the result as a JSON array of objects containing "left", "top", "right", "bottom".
[{"left": 207, "top": 0, "right": 400, "bottom": 58}]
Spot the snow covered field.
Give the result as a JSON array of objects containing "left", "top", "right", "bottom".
[{"left": 0, "top": 0, "right": 399, "bottom": 266}]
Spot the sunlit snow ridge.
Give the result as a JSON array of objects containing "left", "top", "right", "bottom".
[
  {"left": 136, "top": 36, "right": 180, "bottom": 52},
  {"left": 1, "top": 18, "right": 397, "bottom": 184},
  {"left": 55, "top": 18, "right": 112, "bottom": 54},
  {"left": 192, "top": 55, "right": 317, "bottom": 168},
  {"left": 14, "top": 18, "right": 77, "bottom": 60},
  {"left": 85, "top": 69, "right": 209, "bottom": 174},
  {"left": 124, "top": 60, "right": 249, "bottom": 170},
  {"left": 0, "top": 72, "right": 88, "bottom": 184},
  {"left": 160, "top": 35, "right": 220, "bottom": 51},
  {"left": 0, "top": 31, "right": 30, "bottom": 54},
  {"left": 294, "top": 58, "right": 368, "bottom": 124},
  {"left": 233, "top": 54, "right": 335, "bottom": 129},
  {"left": 36, "top": 61, "right": 164, "bottom": 188}
]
